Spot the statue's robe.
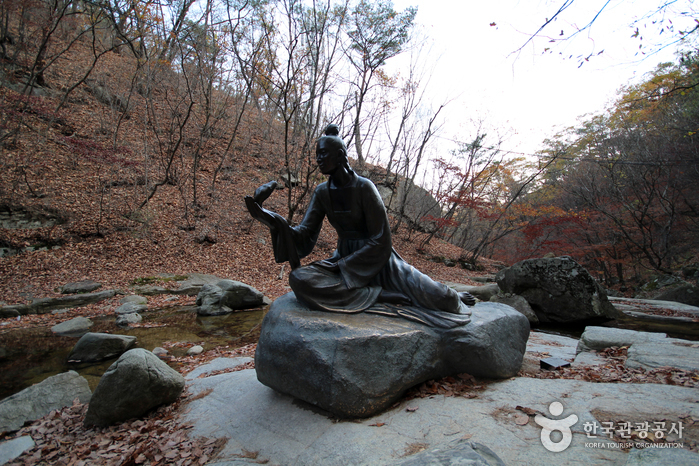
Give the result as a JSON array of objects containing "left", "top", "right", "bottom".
[{"left": 270, "top": 173, "right": 471, "bottom": 328}]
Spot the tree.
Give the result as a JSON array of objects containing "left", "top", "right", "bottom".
[
  {"left": 516, "top": 0, "right": 699, "bottom": 66},
  {"left": 345, "top": 0, "right": 416, "bottom": 165}
]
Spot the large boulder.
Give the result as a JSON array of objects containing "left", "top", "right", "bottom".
[
  {"left": 255, "top": 293, "right": 529, "bottom": 418},
  {"left": 84, "top": 348, "right": 185, "bottom": 427},
  {"left": 0, "top": 371, "right": 91, "bottom": 433},
  {"left": 495, "top": 257, "right": 622, "bottom": 324},
  {"left": 196, "top": 280, "right": 265, "bottom": 316},
  {"left": 67, "top": 333, "right": 137, "bottom": 363}
]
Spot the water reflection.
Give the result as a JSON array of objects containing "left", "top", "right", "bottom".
[{"left": 0, "top": 305, "right": 267, "bottom": 401}]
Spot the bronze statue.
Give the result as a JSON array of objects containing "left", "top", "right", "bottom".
[{"left": 245, "top": 124, "right": 474, "bottom": 328}]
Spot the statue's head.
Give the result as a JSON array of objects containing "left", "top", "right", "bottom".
[{"left": 316, "top": 124, "right": 351, "bottom": 175}]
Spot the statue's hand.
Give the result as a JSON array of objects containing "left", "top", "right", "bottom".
[
  {"left": 253, "top": 181, "right": 278, "bottom": 205},
  {"left": 244, "top": 196, "right": 277, "bottom": 230}
]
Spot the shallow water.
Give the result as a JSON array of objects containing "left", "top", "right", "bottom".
[{"left": 0, "top": 305, "right": 267, "bottom": 401}]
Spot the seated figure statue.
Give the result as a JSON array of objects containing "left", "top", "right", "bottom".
[{"left": 245, "top": 124, "right": 475, "bottom": 328}]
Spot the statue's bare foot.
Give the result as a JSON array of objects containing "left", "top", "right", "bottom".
[
  {"left": 378, "top": 290, "right": 412, "bottom": 306},
  {"left": 459, "top": 291, "right": 476, "bottom": 306}
]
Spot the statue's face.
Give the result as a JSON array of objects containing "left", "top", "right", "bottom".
[{"left": 316, "top": 139, "right": 341, "bottom": 175}]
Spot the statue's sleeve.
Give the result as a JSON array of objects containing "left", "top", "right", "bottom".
[
  {"left": 337, "top": 180, "right": 392, "bottom": 289},
  {"left": 270, "top": 188, "right": 325, "bottom": 265}
]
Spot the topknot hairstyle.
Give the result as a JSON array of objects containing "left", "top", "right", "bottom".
[
  {"left": 318, "top": 124, "right": 347, "bottom": 153},
  {"left": 325, "top": 124, "right": 340, "bottom": 136}
]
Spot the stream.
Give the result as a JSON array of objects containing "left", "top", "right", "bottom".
[{"left": 0, "top": 305, "right": 267, "bottom": 401}]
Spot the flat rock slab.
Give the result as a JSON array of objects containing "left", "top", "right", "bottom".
[
  {"left": 255, "top": 293, "right": 529, "bottom": 418},
  {"left": 50, "top": 316, "right": 93, "bottom": 337},
  {"left": 0, "top": 371, "right": 91, "bottom": 433},
  {"left": 576, "top": 326, "right": 699, "bottom": 372},
  {"left": 0, "top": 290, "right": 117, "bottom": 316},
  {"left": 0, "top": 436, "right": 35, "bottom": 465},
  {"left": 183, "top": 362, "right": 699, "bottom": 466}
]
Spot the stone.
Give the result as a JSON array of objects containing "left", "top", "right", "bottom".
[
  {"left": 120, "top": 295, "right": 148, "bottom": 305},
  {"left": 28, "top": 290, "right": 117, "bottom": 315},
  {"left": 50, "top": 316, "right": 93, "bottom": 337},
  {"left": 196, "top": 280, "right": 265, "bottom": 316},
  {"left": 576, "top": 326, "right": 699, "bottom": 372},
  {"left": 115, "top": 302, "right": 147, "bottom": 315},
  {"left": 495, "top": 257, "right": 622, "bottom": 323},
  {"left": 397, "top": 439, "right": 505, "bottom": 466},
  {"left": 0, "top": 306, "right": 21, "bottom": 318},
  {"left": 67, "top": 332, "right": 137, "bottom": 363},
  {"left": 187, "top": 345, "right": 204, "bottom": 356},
  {"left": 0, "top": 436, "right": 35, "bottom": 465},
  {"left": 651, "top": 282, "right": 699, "bottom": 307},
  {"left": 152, "top": 347, "right": 169, "bottom": 358},
  {"left": 489, "top": 293, "right": 539, "bottom": 324},
  {"left": 59, "top": 280, "right": 102, "bottom": 294},
  {"left": 255, "top": 293, "right": 529, "bottom": 418},
  {"left": 183, "top": 363, "right": 699, "bottom": 466},
  {"left": 0, "top": 371, "right": 91, "bottom": 432},
  {"left": 84, "top": 349, "right": 185, "bottom": 427},
  {"left": 626, "top": 341, "right": 699, "bottom": 372},
  {"left": 116, "top": 313, "right": 142, "bottom": 327},
  {"left": 576, "top": 327, "right": 669, "bottom": 354}
]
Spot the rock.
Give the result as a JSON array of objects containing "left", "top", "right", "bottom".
[
  {"left": 120, "top": 295, "right": 148, "bottom": 305},
  {"left": 446, "top": 282, "right": 500, "bottom": 301},
  {"left": 0, "top": 306, "right": 21, "bottom": 318},
  {"left": 0, "top": 371, "right": 91, "bottom": 433},
  {"left": 489, "top": 293, "right": 539, "bottom": 324},
  {"left": 59, "top": 280, "right": 102, "bottom": 294},
  {"left": 626, "top": 341, "right": 699, "bottom": 372},
  {"left": 183, "top": 364, "right": 699, "bottom": 466},
  {"left": 28, "top": 290, "right": 117, "bottom": 315},
  {"left": 50, "top": 316, "right": 93, "bottom": 337},
  {"left": 116, "top": 313, "right": 142, "bottom": 327},
  {"left": 639, "top": 274, "right": 683, "bottom": 293},
  {"left": 115, "top": 302, "right": 147, "bottom": 315},
  {"left": 576, "top": 326, "right": 699, "bottom": 371},
  {"left": 132, "top": 285, "right": 168, "bottom": 296},
  {"left": 84, "top": 349, "right": 185, "bottom": 427},
  {"left": 67, "top": 332, "right": 137, "bottom": 363},
  {"left": 255, "top": 293, "right": 529, "bottom": 418},
  {"left": 173, "top": 273, "right": 226, "bottom": 295},
  {"left": 495, "top": 257, "right": 622, "bottom": 323},
  {"left": 576, "top": 327, "right": 669, "bottom": 354},
  {"left": 0, "top": 436, "right": 35, "bottom": 465},
  {"left": 397, "top": 439, "right": 505, "bottom": 466},
  {"left": 152, "top": 347, "right": 169, "bottom": 358},
  {"left": 187, "top": 345, "right": 204, "bottom": 356},
  {"left": 651, "top": 282, "right": 699, "bottom": 307},
  {"left": 196, "top": 280, "right": 265, "bottom": 316}
]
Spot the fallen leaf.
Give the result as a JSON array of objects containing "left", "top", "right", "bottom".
[
  {"left": 515, "top": 414, "right": 529, "bottom": 426},
  {"left": 369, "top": 422, "right": 385, "bottom": 427},
  {"left": 406, "top": 407, "right": 418, "bottom": 412}
]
